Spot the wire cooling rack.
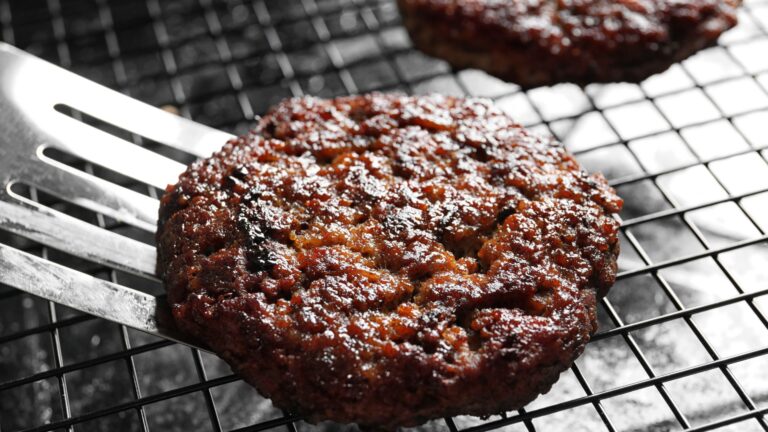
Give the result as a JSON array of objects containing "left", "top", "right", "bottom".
[{"left": 2, "top": 0, "right": 768, "bottom": 431}]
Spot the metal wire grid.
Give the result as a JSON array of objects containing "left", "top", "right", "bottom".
[{"left": 1, "top": 0, "right": 768, "bottom": 431}]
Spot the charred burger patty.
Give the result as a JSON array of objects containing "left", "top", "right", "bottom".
[
  {"left": 156, "top": 94, "right": 623, "bottom": 428},
  {"left": 397, "top": 0, "right": 741, "bottom": 87}
]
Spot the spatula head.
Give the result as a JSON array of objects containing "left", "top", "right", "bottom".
[{"left": 0, "top": 42, "right": 234, "bottom": 349}]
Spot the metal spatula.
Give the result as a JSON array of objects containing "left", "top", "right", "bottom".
[{"left": 0, "top": 42, "right": 234, "bottom": 349}]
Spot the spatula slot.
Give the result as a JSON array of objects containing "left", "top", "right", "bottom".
[
  {"left": 8, "top": 181, "right": 156, "bottom": 247},
  {"left": 13, "top": 164, "right": 159, "bottom": 233},
  {"left": 40, "top": 147, "right": 161, "bottom": 199},
  {"left": 53, "top": 103, "right": 200, "bottom": 166}
]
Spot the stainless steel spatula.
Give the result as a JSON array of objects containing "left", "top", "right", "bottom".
[{"left": 0, "top": 42, "right": 234, "bottom": 349}]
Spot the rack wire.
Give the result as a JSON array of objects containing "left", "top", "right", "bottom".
[{"left": 2, "top": 0, "right": 768, "bottom": 431}]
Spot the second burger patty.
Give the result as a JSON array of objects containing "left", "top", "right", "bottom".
[
  {"left": 397, "top": 0, "right": 741, "bottom": 87},
  {"left": 156, "top": 94, "right": 623, "bottom": 428}
]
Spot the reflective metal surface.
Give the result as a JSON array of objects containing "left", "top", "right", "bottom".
[{"left": 0, "top": 42, "right": 226, "bottom": 349}]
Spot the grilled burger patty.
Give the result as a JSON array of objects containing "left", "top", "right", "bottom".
[
  {"left": 397, "top": 0, "right": 741, "bottom": 87},
  {"left": 156, "top": 94, "right": 623, "bottom": 428}
]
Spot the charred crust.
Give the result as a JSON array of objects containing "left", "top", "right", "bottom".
[
  {"left": 237, "top": 208, "right": 277, "bottom": 273},
  {"left": 156, "top": 94, "right": 623, "bottom": 428},
  {"left": 397, "top": 0, "right": 741, "bottom": 87}
]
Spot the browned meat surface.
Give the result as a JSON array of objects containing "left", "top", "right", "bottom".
[
  {"left": 156, "top": 94, "right": 623, "bottom": 428},
  {"left": 397, "top": 0, "right": 741, "bottom": 87}
]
